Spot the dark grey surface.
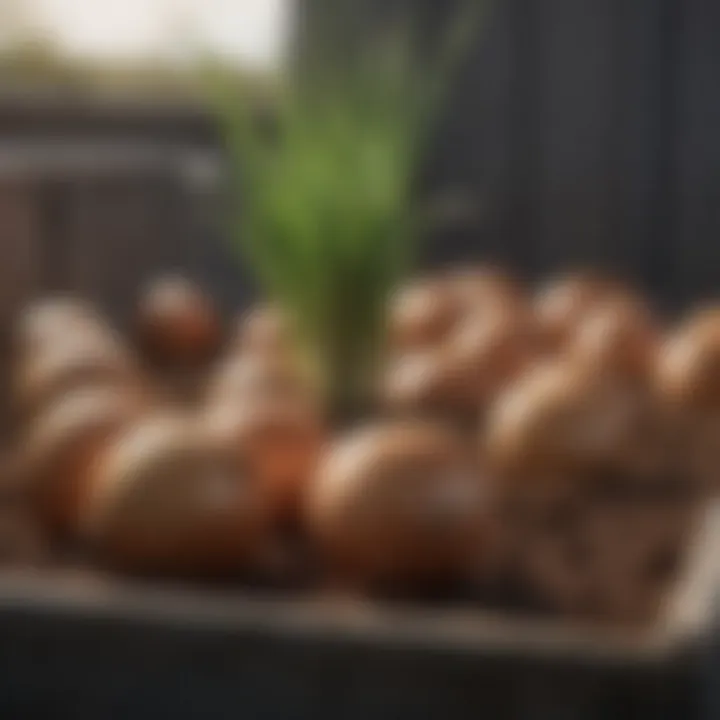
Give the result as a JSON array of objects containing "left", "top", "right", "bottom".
[
  {"left": 299, "top": 0, "right": 720, "bottom": 310},
  {"left": 0, "top": 572, "right": 701, "bottom": 719}
]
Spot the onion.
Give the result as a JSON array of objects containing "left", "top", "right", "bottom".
[
  {"left": 233, "top": 304, "right": 290, "bottom": 358},
  {"left": 206, "top": 353, "right": 313, "bottom": 410},
  {"left": 534, "top": 273, "right": 618, "bottom": 352},
  {"left": 389, "top": 279, "right": 459, "bottom": 351},
  {"left": 655, "top": 307, "right": 720, "bottom": 488},
  {"left": 14, "top": 297, "right": 106, "bottom": 358},
  {"left": 485, "top": 359, "right": 638, "bottom": 482},
  {"left": 15, "top": 334, "right": 142, "bottom": 422},
  {"left": 444, "top": 265, "right": 526, "bottom": 321},
  {"left": 568, "top": 293, "right": 660, "bottom": 383},
  {"left": 22, "top": 386, "right": 146, "bottom": 539},
  {"left": 204, "top": 396, "right": 324, "bottom": 523},
  {"left": 306, "top": 420, "right": 489, "bottom": 589},
  {"left": 656, "top": 306, "right": 720, "bottom": 414},
  {"left": 136, "top": 276, "right": 221, "bottom": 367},
  {"left": 83, "top": 414, "right": 269, "bottom": 576},
  {"left": 445, "top": 305, "right": 539, "bottom": 408},
  {"left": 383, "top": 350, "right": 455, "bottom": 416}
]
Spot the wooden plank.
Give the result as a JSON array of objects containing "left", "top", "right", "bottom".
[
  {"left": 63, "top": 171, "right": 191, "bottom": 332},
  {"left": 421, "top": 0, "right": 519, "bottom": 273},
  {"left": 0, "top": 179, "right": 42, "bottom": 434},
  {"left": 672, "top": 0, "right": 720, "bottom": 308},
  {"left": 611, "top": 0, "right": 672, "bottom": 305},
  {"left": 0, "top": 179, "right": 41, "bottom": 322},
  {"left": 532, "top": 0, "right": 619, "bottom": 279},
  {"left": 176, "top": 152, "right": 257, "bottom": 319}
]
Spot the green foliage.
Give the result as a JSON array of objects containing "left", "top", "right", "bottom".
[{"left": 209, "top": 2, "right": 485, "bottom": 418}]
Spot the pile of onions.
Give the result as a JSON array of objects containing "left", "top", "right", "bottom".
[{"left": 0, "top": 266, "right": 710, "bottom": 627}]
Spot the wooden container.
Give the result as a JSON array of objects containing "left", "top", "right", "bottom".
[{"left": 0, "top": 503, "right": 717, "bottom": 719}]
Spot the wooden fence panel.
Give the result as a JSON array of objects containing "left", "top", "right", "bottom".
[
  {"left": 531, "top": 0, "right": 619, "bottom": 278},
  {"left": 0, "top": 0, "right": 718, "bottom": 327},
  {"left": 421, "top": 0, "right": 520, "bottom": 271},
  {"left": 672, "top": 0, "right": 720, "bottom": 309}
]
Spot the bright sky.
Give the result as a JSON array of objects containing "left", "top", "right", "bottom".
[{"left": 8, "top": 0, "right": 292, "bottom": 68}]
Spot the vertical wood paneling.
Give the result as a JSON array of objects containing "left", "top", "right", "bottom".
[
  {"left": 673, "top": 0, "right": 720, "bottom": 307},
  {"left": 64, "top": 172, "right": 193, "bottom": 331},
  {"left": 504, "top": 0, "right": 543, "bottom": 282},
  {"left": 612, "top": 0, "right": 670, "bottom": 301},
  {"left": 177, "top": 154, "right": 257, "bottom": 320},
  {"left": 420, "top": 0, "right": 517, "bottom": 270},
  {"left": 533, "top": 0, "right": 618, "bottom": 278},
  {"left": 0, "top": 179, "right": 40, "bottom": 322},
  {"left": 0, "top": 180, "right": 41, "bottom": 433},
  {"left": 0, "top": 0, "right": 719, "bottom": 332}
]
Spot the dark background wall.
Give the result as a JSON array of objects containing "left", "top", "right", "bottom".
[
  {"left": 0, "top": 0, "right": 718, "bottom": 329},
  {"left": 299, "top": 0, "right": 720, "bottom": 313}
]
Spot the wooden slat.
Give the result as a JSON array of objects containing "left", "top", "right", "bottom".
[
  {"left": 533, "top": 0, "right": 619, "bottom": 279},
  {"left": 611, "top": 0, "right": 672, "bottom": 304},
  {"left": 176, "top": 155, "right": 257, "bottom": 319},
  {"left": 672, "top": 0, "right": 720, "bottom": 307},
  {"left": 0, "top": 179, "right": 40, "bottom": 322},
  {"left": 62, "top": 171, "right": 192, "bottom": 331},
  {"left": 421, "top": 0, "right": 519, "bottom": 272}
]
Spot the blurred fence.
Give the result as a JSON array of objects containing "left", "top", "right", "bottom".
[
  {"left": 0, "top": 94, "right": 256, "bottom": 335},
  {"left": 299, "top": 0, "right": 720, "bottom": 312},
  {"left": 0, "top": 0, "right": 718, "bottom": 335}
]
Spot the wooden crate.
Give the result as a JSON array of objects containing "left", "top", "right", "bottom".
[{"left": 0, "top": 503, "right": 716, "bottom": 719}]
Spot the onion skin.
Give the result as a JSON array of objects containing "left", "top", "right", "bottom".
[
  {"left": 206, "top": 353, "right": 313, "bottom": 410},
  {"left": 534, "top": 273, "right": 619, "bottom": 353},
  {"left": 234, "top": 305, "right": 291, "bottom": 359},
  {"left": 83, "top": 415, "right": 270, "bottom": 577},
  {"left": 444, "top": 266, "right": 527, "bottom": 323},
  {"left": 655, "top": 307, "right": 720, "bottom": 488},
  {"left": 15, "top": 336, "right": 142, "bottom": 423},
  {"left": 385, "top": 287, "right": 539, "bottom": 419},
  {"left": 204, "top": 397, "right": 324, "bottom": 524},
  {"left": 14, "top": 298, "right": 108, "bottom": 359},
  {"left": 383, "top": 350, "right": 460, "bottom": 417},
  {"left": 485, "top": 359, "right": 642, "bottom": 485},
  {"left": 389, "top": 279, "right": 460, "bottom": 352},
  {"left": 656, "top": 307, "right": 720, "bottom": 414},
  {"left": 568, "top": 293, "right": 660, "bottom": 384},
  {"left": 136, "top": 276, "right": 222, "bottom": 367},
  {"left": 306, "top": 421, "right": 490, "bottom": 590},
  {"left": 445, "top": 306, "right": 539, "bottom": 409},
  {"left": 22, "top": 387, "right": 146, "bottom": 540}
]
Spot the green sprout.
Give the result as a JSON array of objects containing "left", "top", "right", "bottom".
[{"left": 208, "top": 1, "right": 485, "bottom": 421}]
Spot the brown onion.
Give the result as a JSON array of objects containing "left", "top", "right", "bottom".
[
  {"left": 83, "top": 414, "right": 269, "bottom": 576},
  {"left": 306, "top": 421, "right": 489, "bottom": 589},
  {"left": 444, "top": 265, "right": 526, "bottom": 321},
  {"left": 389, "top": 279, "right": 459, "bottom": 351},
  {"left": 15, "top": 334, "right": 142, "bottom": 422},
  {"left": 445, "top": 305, "right": 539, "bottom": 409},
  {"left": 233, "top": 304, "right": 291, "bottom": 358},
  {"left": 655, "top": 307, "right": 720, "bottom": 488},
  {"left": 569, "top": 293, "right": 660, "bottom": 383},
  {"left": 383, "top": 350, "right": 456, "bottom": 416},
  {"left": 136, "top": 276, "right": 221, "bottom": 367},
  {"left": 534, "top": 273, "right": 618, "bottom": 352},
  {"left": 14, "top": 297, "right": 107, "bottom": 358},
  {"left": 22, "top": 386, "right": 146, "bottom": 539},
  {"left": 206, "top": 353, "right": 312, "bottom": 409},
  {"left": 204, "top": 396, "right": 324, "bottom": 523},
  {"left": 485, "top": 359, "right": 639, "bottom": 482},
  {"left": 656, "top": 306, "right": 720, "bottom": 414}
]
